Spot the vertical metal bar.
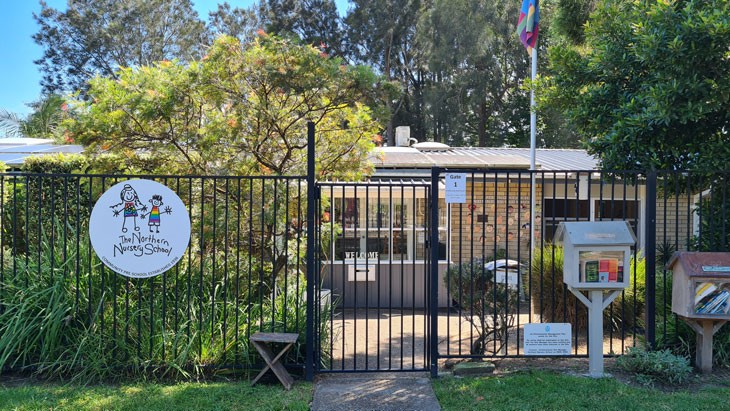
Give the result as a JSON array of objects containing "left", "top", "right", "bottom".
[
  {"left": 365, "top": 184, "right": 369, "bottom": 369},
  {"left": 469, "top": 172, "right": 475, "bottom": 353},
  {"left": 305, "top": 121, "right": 316, "bottom": 381},
  {"left": 212, "top": 178, "right": 218, "bottom": 345},
  {"left": 411, "top": 185, "right": 417, "bottom": 368},
  {"left": 645, "top": 171, "right": 657, "bottom": 348},
  {"left": 271, "top": 178, "right": 278, "bottom": 332},
  {"left": 198, "top": 177, "right": 205, "bottom": 357},
  {"left": 388, "top": 184, "right": 393, "bottom": 368},
  {"left": 377, "top": 185, "right": 382, "bottom": 369},
  {"left": 187, "top": 178, "right": 193, "bottom": 346},
  {"left": 341, "top": 186, "right": 347, "bottom": 370},
  {"left": 284, "top": 179, "right": 290, "bottom": 333},
  {"left": 234, "top": 178, "right": 242, "bottom": 365},
  {"left": 296, "top": 178, "right": 303, "bottom": 336},
  {"left": 222, "top": 177, "right": 230, "bottom": 362},
  {"left": 430, "top": 167, "right": 440, "bottom": 378},
  {"left": 259, "top": 179, "right": 266, "bottom": 331},
  {"left": 399, "top": 184, "right": 405, "bottom": 367},
  {"left": 328, "top": 185, "right": 335, "bottom": 370},
  {"left": 247, "top": 179, "right": 254, "bottom": 357},
  {"left": 173, "top": 178, "right": 181, "bottom": 360},
  {"left": 354, "top": 184, "right": 359, "bottom": 369}
]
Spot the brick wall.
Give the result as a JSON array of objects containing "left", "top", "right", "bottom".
[{"left": 449, "top": 178, "right": 541, "bottom": 264}]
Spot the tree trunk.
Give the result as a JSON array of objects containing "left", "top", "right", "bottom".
[{"left": 478, "top": 99, "right": 487, "bottom": 147}]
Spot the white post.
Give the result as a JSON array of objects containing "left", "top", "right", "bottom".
[
  {"left": 570, "top": 288, "right": 621, "bottom": 378},
  {"left": 588, "top": 290, "right": 604, "bottom": 377}
]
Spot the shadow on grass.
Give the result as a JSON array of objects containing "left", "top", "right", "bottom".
[{"left": 0, "top": 378, "right": 312, "bottom": 411}]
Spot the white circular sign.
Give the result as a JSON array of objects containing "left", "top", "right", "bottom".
[{"left": 89, "top": 179, "right": 191, "bottom": 278}]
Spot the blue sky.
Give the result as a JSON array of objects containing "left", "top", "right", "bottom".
[{"left": 0, "top": 1, "right": 348, "bottom": 117}]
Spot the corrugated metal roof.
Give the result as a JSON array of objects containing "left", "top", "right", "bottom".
[
  {"left": 370, "top": 146, "right": 598, "bottom": 171},
  {"left": 0, "top": 139, "right": 84, "bottom": 167}
]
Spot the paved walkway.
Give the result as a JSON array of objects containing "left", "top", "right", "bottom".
[{"left": 311, "top": 373, "right": 441, "bottom": 411}]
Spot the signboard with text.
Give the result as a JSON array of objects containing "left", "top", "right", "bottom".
[
  {"left": 89, "top": 179, "right": 191, "bottom": 278},
  {"left": 444, "top": 173, "right": 466, "bottom": 203},
  {"left": 524, "top": 323, "right": 572, "bottom": 355}
]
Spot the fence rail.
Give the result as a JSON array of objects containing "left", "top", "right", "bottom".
[
  {"left": 0, "top": 168, "right": 729, "bottom": 378},
  {"left": 0, "top": 173, "right": 308, "bottom": 377}
]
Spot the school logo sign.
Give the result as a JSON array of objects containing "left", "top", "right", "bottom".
[{"left": 89, "top": 179, "right": 191, "bottom": 278}]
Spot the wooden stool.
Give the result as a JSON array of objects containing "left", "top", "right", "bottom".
[{"left": 250, "top": 332, "right": 299, "bottom": 390}]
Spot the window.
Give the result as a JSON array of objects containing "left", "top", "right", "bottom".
[
  {"left": 330, "top": 188, "right": 447, "bottom": 262},
  {"left": 542, "top": 198, "right": 640, "bottom": 242},
  {"left": 595, "top": 199, "right": 639, "bottom": 239},
  {"left": 543, "top": 199, "right": 590, "bottom": 241}
]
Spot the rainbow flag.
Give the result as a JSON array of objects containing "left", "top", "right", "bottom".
[{"left": 516, "top": 0, "right": 539, "bottom": 55}]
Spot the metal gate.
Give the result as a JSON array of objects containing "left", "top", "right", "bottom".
[{"left": 312, "top": 180, "right": 435, "bottom": 372}]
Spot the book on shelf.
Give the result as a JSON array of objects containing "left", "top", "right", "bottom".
[
  {"left": 695, "top": 282, "right": 718, "bottom": 305},
  {"left": 608, "top": 259, "right": 618, "bottom": 282},
  {"left": 585, "top": 261, "right": 599, "bottom": 282},
  {"left": 696, "top": 289, "right": 730, "bottom": 314}
]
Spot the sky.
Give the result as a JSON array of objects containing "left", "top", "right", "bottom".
[{"left": 0, "top": 0, "right": 348, "bottom": 117}]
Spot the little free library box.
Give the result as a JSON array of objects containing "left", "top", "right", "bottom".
[
  {"left": 554, "top": 221, "right": 636, "bottom": 290},
  {"left": 668, "top": 252, "right": 730, "bottom": 373},
  {"left": 669, "top": 252, "right": 730, "bottom": 319}
]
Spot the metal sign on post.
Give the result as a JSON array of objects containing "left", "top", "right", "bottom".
[
  {"left": 444, "top": 173, "right": 466, "bottom": 203},
  {"left": 524, "top": 323, "right": 572, "bottom": 355},
  {"left": 89, "top": 179, "right": 191, "bottom": 278}
]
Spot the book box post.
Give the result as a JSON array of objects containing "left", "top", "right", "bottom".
[
  {"left": 668, "top": 252, "right": 730, "bottom": 373},
  {"left": 554, "top": 221, "right": 636, "bottom": 378}
]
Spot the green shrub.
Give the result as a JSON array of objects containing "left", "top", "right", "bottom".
[
  {"left": 616, "top": 346, "right": 693, "bottom": 386},
  {"left": 529, "top": 245, "right": 645, "bottom": 332},
  {"left": 446, "top": 257, "right": 519, "bottom": 355}
]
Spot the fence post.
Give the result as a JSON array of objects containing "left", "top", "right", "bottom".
[
  {"left": 430, "top": 166, "right": 440, "bottom": 378},
  {"left": 645, "top": 171, "right": 657, "bottom": 349},
  {"left": 305, "top": 121, "right": 316, "bottom": 381}
]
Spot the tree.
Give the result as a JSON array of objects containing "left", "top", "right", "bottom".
[
  {"left": 417, "top": 0, "right": 530, "bottom": 146},
  {"left": 552, "top": 0, "right": 596, "bottom": 45},
  {"left": 546, "top": 0, "right": 730, "bottom": 171},
  {"left": 33, "top": 0, "right": 209, "bottom": 95},
  {"left": 346, "top": 0, "right": 424, "bottom": 145},
  {"left": 0, "top": 95, "right": 70, "bottom": 140},
  {"left": 207, "top": 2, "right": 266, "bottom": 43},
  {"left": 68, "top": 35, "right": 380, "bottom": 179},
  {"left": 264, "top": 0, "right": 348, "bottom": 59}
]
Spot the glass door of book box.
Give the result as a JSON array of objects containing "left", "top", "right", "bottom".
[
  {"left": 578, "top": 250, "right": 625, "bottom": 284},
  {"left": 694, "top": 280, "right": 730, "bottom": 316}
]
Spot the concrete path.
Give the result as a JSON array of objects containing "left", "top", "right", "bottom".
[{"left": 311, "top": 373, "right": 441, "bottom": 411}]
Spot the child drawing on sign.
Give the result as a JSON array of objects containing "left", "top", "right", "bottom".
[
  {"left": 147, "top": 194, "right": 172, "bottom": 233},
  {"left": 110, "top": 184, "right": 147, "bottom": 233}
]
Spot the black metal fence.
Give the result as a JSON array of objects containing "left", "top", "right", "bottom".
[
  {"left": 0, "top": 173, "right": 308, "bottom": 376},
  {"left": 1, "top": 167, "right": 729, "bottom": 378},
  {"left": 312, "top": 180, "right": 434, "bottom": 373}
]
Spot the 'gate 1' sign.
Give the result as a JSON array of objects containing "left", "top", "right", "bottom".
[
  {"left": 89, "top": 179, "right": 191, "bottom": 278},
  {"left": 523, "top": 323, "right": 572, "bottom": 355},
  {"left": 444, "top": 173, "right": 466, "bottom": 203}
]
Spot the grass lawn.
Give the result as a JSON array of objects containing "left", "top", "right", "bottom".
[
  {"left": 432, "top": 370, "right": 730, "bottom": 411},
  {"left": 0, "top": 379, "right": 312, "bottom": 411}
]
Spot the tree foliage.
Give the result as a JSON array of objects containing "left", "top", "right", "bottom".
[
  {"left": 546, "top": 0, "right": 730, "bottom": 171},
  {"left": 207, "top": 2, "right": 266, "bottom": 43},
  {"left": 67, "top": 35, "right": 380, "bottom": 178},
  {"left": 33, "top": 0, "right": 209, "bottom": 95},
  {"left": 0, "top": 95, "right": 70, "bottom": 141},
  {"left": 417, "top": 0, "right": 530, "bottom": 146},
  {"left": 264, "top": 0, "right": 347, "bottom": 59}
]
